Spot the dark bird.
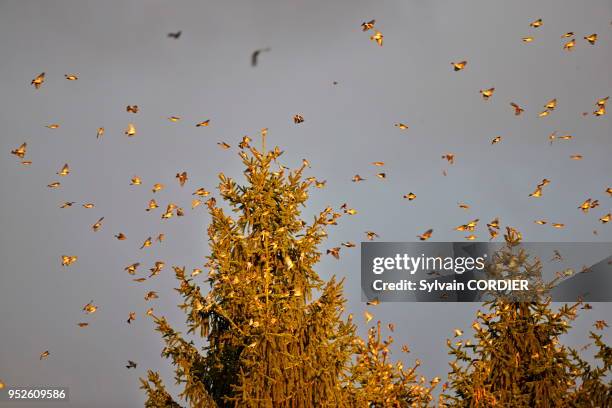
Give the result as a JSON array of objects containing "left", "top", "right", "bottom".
[
  {"left": 167, "top": 31, "right": 182, "bottom": 39},
  {"left": 126, "top": 360, "right": 137, "bottom": 369},
  {"left": 251, "top": 48, "right": 270, "bottom": 67}
]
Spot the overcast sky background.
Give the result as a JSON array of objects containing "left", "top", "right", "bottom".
[{"left": 0, "top": 0, "right": 610, "bottom": 407}]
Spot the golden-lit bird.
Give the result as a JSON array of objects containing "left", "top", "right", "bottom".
[
  {"left": 341, "top": 242, "right": 356, "bottom": 248},
  {"left": 510, "top": 102, "right": 524, "bottom": 116},
  {"left": 522, "top": 37, "right": 534, "bottom": 43},
  {"left": 458, "top": 203, "right": 470, "bottom": 210},
  {"left": 545, "top": 99, "right": 557, "bottom": 110},
  {"left": 442, "top": 154, "right": 455, "bottom": 164},
  {"left": 192, "top": 187, "right": 210, "bottom": 197},
  {"left": 40, "top": 350, "right": 50, "bottom": 360},
  {"left": 584, "top": 34, "right": 598, "bottom": 45},
  {"left": 370, "top": 31, "right": 383, "bottom": 46},
  {"left": 124, "top": 263, "right": 140, "bottom": 275},
  {"left": 149, "top": 262, "right": 165, "bottom": 277},
  {"left": 491, "top": 136, "right": 502, "bottom": 144},
  {"left": 239, "top": 136, "right": 252, "bottom": 149},
  {"left": 455, "top": 219, "right": 479, "bottom": 232},
  {"left": 196, "top": 120, "right": 210, "bottom": 127},
  {"left": 570, "top": 155, "right": 583, "bottom": 160},
  {"left": 31, "top": 72, "right": 45, "bottom": 89},
  {"left": 126, "top": 105, "right": 139, "bottom": 113},
  {"left": 125, "top": 123, "right": 136, "bottom": 136},
  {"left": 144, "top": 291, "right": 159, "bottom": 301},
  {"left": 529, "top": 187, "right": 543, "bottom": 197},
  {"left": 404, "top": 192, "right": 417, "bottom": 200},
  {"left": 115, "top": 233, "right": 127, "bottom": 240},
  {"left": 563, "top": 38, "right": 576, "bottom": 51},
  {"left": 552, "top": 223, "right": 565, "bottom": 229},
  {"left": 529, "top": 18, "right": 543, "bottom": 28},
  {"left": 11, "top": 142, "right": 27, "bottom": 159},
  {"left": 130, "top": 176, "right": 142, "bottom": 185},
  {"left": 314, "top": 180, "right": 326, "bottom": 188},
  {"left": 361, "top": 19, "right": 376, "bottom": 31},
  {"left": 218, "top": 142, "right": 231, "bottom": 149},
  {"left": 293, "top": 114, "right": 304, "bottom": 124},
  {"left": 140, "top": 237, "right": 152, "bottom": 249},
  {"left": 395, "top": 123, "right": 409, "bottom": 130},
  {"left": 594, "top": 105, "right": 606, "bottom": 116},
  {"left": 488, "top": 228, "right": 498, "bottom": 240},
  {"left": 64, "top": 74, "right": 78, "bottom": 81},
  {"left": 57, "top": 163, "right": 70, "bottom": 176},
  {"left": 600, "top": 213, "right": 611, "bottom": 224},
  {"left": 96, "top": 127, "right": 105, "bottom": 139},
  {"left": 46, "top": 123, "right": 60, "bottom": 129},
  {"left": 479, "top": 87, "right": 495, "bottom": 100},
  {"left": 82, "top": 203, "right": 95, "bottom": 209},
  {"left": 61, "top": 255, "right": 78, "bottom": 266},
  {"left": 534, "top": 220, "right": 548, "bottom": 225},
  {"left": 451, "top": 61, "right": 467, "bottom": 71},
  {"left": 367, "top": 298, "right": 380, "bottom": 306},
  {"left": 146, "top": 199, "right": 158, "bottom": 211},
  {"left": 162, "top": 204, "right": 177, "bottom": 219},
  {"left": 168, "top": 116, "right": 181, "bottom": 122},
  {"left": 152, "top": 183, "right": 164, "bottom": 193},
  {"left": 417, "top": 229, "right": 433, "bottom": 241},
  {"left": 83, "top": 301, "right": 98, "bottom": 314},
  {"left": 127, "top": 312, "right": 136, "bottom": 324},
  {"left": 352, "top": 174, "right": 365, "bottom": 182},
  {"left": 91, "top": 217, "right": 104, "bottom": 232},
  {"left": 47, "top": 182, "right": 61, "bottom": 188},
  {"left": 77, "top": 323, "right": 89, "bottom": 328},
  {"left": 60, "top": 201, "right": 75, "bottom": 208},
  {"left": 376, "top": 172, "right": 386, "bottom": 179},
  {"left": 578, "top": 199, "right": 599, "bottom": 213},
  {"left": 561, "top": 32, "right": 574, "bottom": 38},
  {"left": 176, "top": 172, "right": 188, "bottom": 187},
  {"left": 487, "top": 217, "right": 500, "bottom": 229},
  {"left": 326, "top": 247, "right": 340, "bottom": 259},
  {"left": 364, "top": 311, "right": 374, "bottom": 323},
  {"left": 365, "top": 231, "right": 379, "bottom": 240}
]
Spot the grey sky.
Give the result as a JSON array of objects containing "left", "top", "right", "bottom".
[{"left": 0, "top": 0, "right": 610, "bottom": 407}]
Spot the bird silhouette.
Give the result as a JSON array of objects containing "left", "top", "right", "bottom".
[{"left": 251, "top": 48, "right": 270, "bottom": 67}]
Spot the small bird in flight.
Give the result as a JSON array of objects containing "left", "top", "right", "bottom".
[
  {"left": 167, "top": 31, "right": 182, "bottom": 39},
  {"left": 251, "top": 48, "right": 270, "bottom": 67}
]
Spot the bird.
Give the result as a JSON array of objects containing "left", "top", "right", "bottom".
[
  {"left": 167, "top": 31, "right": 182, "bottom": 39},
  {"left": 126, "top": 360, "right": 137, "bottom": 369},
  {"left": 251, "top": 48, "right": 270, "bottom": 67}
]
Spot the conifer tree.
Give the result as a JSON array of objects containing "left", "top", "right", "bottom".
[
  {"left": 442, "top": 228, "right": 611, "bottom": 407},
  {"left": 140, "top": 136, "right": 433, "bottom": 407}
]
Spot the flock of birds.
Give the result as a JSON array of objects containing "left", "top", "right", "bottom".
[{"left": 1, "top": 16, "right": 610, "bottom": 390}]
